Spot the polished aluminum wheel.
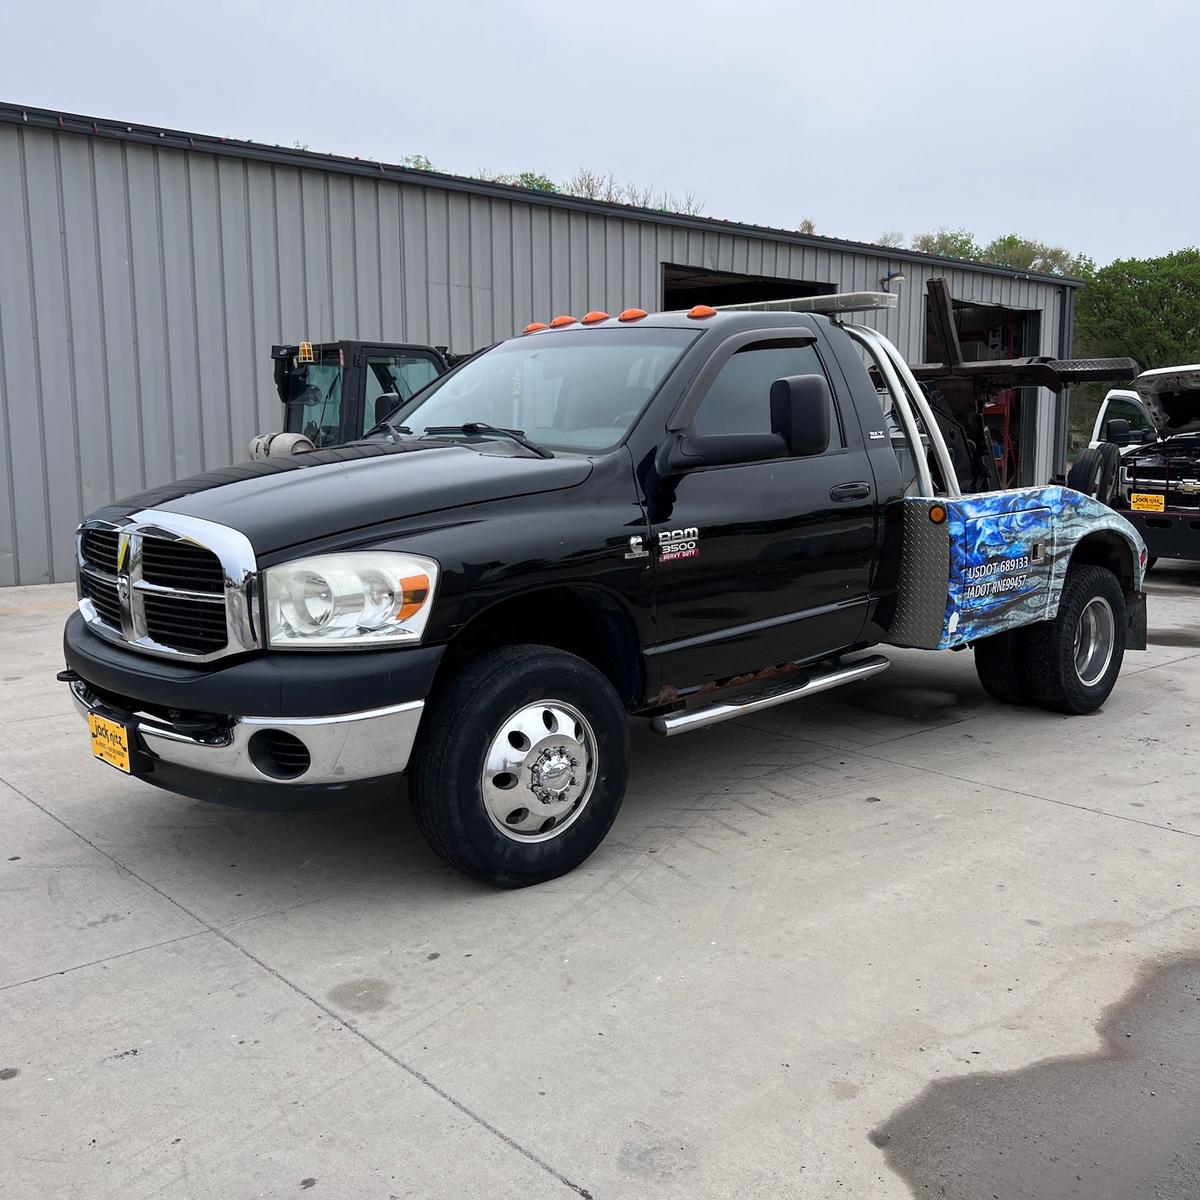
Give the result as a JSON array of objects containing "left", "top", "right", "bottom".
[
  {"left": 481, "top": 700, "right": 597, "bottom": 842},
  {"left": 1074, "top": 596, "right": 1115, "bottom": 686}
]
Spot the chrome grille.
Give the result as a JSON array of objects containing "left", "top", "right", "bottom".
[
  {"left": 141, "top": 539, "right": 225, "bottom": 593},
  {"left": 75, "top": 511, "right": 259, "bottom": 662},
  {"left": 81, "top": 528, "right": 120, "bottom": 574},
  {"left": 80, "top": 572, "right": 122, "bottom": 629}
]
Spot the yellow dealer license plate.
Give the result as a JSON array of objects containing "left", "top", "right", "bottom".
[
  {"left": 87, "top": 712, "right": 131, "bottom": 773},
  {"left": 1131, "top": 492, "right": 1165, "bottom": 513}
]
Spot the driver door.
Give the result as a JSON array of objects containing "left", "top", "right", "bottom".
[{"left": 649, "top": 335, "right": 878, "bottom": 692}]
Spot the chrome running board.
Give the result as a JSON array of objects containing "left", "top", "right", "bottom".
[{"left": 650, "top": 654, "right": 890, "bottom": 737}]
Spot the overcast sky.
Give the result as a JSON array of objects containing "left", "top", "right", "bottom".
[{"left": 7, "top": 0, "right": 1196, "bottom": 264}]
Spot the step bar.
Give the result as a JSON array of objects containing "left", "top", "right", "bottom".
[{"left": 650, "top": 654, "right": 890, "bottom": 737}]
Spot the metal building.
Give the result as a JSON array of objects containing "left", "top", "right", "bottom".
[{"left": 0, "top": 103, "right": 1081, "bottom": 585}]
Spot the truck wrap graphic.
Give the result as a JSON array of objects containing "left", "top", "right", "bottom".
[{"left": 887, "top": 487, "right": 1145, "bottom": 650}]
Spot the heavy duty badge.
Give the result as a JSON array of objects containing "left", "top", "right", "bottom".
[{"left": 658, "top": 527, "right": 700, "bottom": 562}]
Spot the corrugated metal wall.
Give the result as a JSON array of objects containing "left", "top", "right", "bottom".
[{"left": 0, "top": 118, "right": 1072, "bottom": 585}]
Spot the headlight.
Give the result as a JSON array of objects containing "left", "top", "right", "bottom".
[{"left": 265, "top": 552, "right": 438, "bottom": 649}]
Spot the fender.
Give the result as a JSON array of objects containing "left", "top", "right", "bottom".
[{"left": 885, "top": 486, "right": 1146, "bottom": 650}]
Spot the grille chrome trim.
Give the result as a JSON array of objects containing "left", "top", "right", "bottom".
[{"left": 76, "top": 509, "right": 260, "bottom": 662}]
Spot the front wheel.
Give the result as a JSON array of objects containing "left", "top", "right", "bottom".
[
  {"left": 410, "top": 645, "right": 630, "bottom": 887},
  {"left": 1023, "top": 565, "right": 1126, "bottom": 714}
]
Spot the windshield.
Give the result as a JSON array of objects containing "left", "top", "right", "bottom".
[
  {"left": 282, "top": 357, "right": 345, "bottom": 447},
  {"left": 387, "top": 328, "right": 696, "bottom": 452}
]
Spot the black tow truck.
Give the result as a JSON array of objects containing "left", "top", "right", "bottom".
[{"left": 62, "top": 291, "right": 1148, "bottom": 887}]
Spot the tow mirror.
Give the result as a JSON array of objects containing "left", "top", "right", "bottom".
[
  {"left": 770, "top": 375, "right": 831, "bottom": 457},
  {"left": 1105, "top": 417, "right": 1131, "bottom": 446},
  {"left": 373, "top": 392, "right": 401, "bottom": 428}
]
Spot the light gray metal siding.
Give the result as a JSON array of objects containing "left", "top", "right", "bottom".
[{"left": 0, "top": 121, "right": 1072, "bottom": 584}]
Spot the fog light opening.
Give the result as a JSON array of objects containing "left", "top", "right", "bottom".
[{"left": 247, "top": 729, "right": 312, "bottom": 780}]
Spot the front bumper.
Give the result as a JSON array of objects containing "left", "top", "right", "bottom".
[
  {"left": 62, "top": 610, "right": 439, "bottom": 809},
  {"left": 1121, "top": 509, "right": 1200, "bottom": 562}
]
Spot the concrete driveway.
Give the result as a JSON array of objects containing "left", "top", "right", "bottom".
[{"left": 2, "top": 568, "right": 1198, "bottom": 1199}]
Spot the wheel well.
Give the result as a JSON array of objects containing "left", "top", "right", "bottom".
[
  {"left": 438, "top": 587, "right": 644, "bottom": 709},
  {"left": 1070, "top": 531, "right": 1136, "bottom": 593}
]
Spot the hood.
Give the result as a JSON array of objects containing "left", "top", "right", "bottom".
[
  {"left": 93, "top": 440, "right": 592, "bottom": 554},
  {"left": 1135, "top": 365, "right": 1200, "bottom": 435}
]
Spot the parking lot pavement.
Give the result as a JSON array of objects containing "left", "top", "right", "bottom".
[{"left": 2, "top": 569, "right": 1198, "bottom": 1200}]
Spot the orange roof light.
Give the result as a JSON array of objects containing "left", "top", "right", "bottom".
[
  {"left": 581, "top": 310, "right": 610, "bottom": 324},
  {"left": 688, "top": 304, "right": 717, "bottom": 319},
  {"left": 523, "top": 321, "right": 549, "bottom": 334},
  {"left": 619, "top": 308, "right": 648, "bottom": 321},
  {"left": 549, "top": 315, "right": 577, "bottom": 328}
]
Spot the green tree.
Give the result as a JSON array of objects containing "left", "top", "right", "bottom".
[
  {"left": 1068, "top": 248, "right": 1200, "bottom": 454},
  {"left": 911, "top": 227, "right": 982, "bottom": 260},
  {"left": 981, "top": 233, "right": 1093, "bottom": 277},
  {"left": 402, "top": 154, "right": 435, "bottom": 172},
  {"left": 1075, "top": 248, "right": 1200, "bottom": 369}
]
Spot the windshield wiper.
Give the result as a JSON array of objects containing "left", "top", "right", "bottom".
[
  {"left": 422, "top": 423, "right": 554, "bottom": 459},
  {"left": 363, "top": 418, "right": 413, "bottom": 440}
]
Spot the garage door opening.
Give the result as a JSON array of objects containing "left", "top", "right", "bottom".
[
  {"left": 925, "top": 296, "right": 1042, "bottom": 488},
  {"left": 662, "top": 264, "right": 834, "bottom": 311}
]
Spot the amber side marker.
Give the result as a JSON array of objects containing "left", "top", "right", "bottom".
[
  {"left": 619, "top": 308, "right": 648, "bottom": 321},
  {"left": 523, "top": 322, "right": 549, "bottom": 334},
  {"left": 581, "top": 311, "right": 610, "bottom": 324},
  {"left": 549, "top": 315, "right": 577, "bottom": 328},
  {"left": 929, "top": 503, "right": 948, "bottom": 524},
  {"left": 687, "top": 304, "right": 717, "bottom": 319}
]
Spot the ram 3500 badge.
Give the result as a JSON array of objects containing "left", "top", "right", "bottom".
[{"left": 61, "top": 289, "right": 1147, "bottom": 887}]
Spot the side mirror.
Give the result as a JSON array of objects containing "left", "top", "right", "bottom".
[
  {"left": 770, "top": 375, "right": 831, "bottom": 457},
  {"left": 373, "top": 392, "right": 401, "bottom": 428},
  {"left": 665, "top": 432, "right": 787, "bottom": 472},
  {"left": 1105, "top": 417, "right": 1131, "bottom": 446}
]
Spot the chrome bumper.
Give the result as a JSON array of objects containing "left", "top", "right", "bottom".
[{"left": 70, "top": 679, "right": 423, "bottom": 786}]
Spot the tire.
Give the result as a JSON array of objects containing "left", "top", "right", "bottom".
[
  {"left": 1066, "top": 444, "right": 1121, "bottom": 506},
  {"left": 1023, "top": 565, "right": 1126, "bottom": 714},
  {"left": 973, "top": 628, "right": 1030, "bottom": 705},
  {"left": 409, "top": 645, "right": 630, "bottom": 887}
]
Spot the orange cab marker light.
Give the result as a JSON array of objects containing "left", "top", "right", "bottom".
[
  {"left": 928, "top": 503, "right": 948, "bottom": 525},
  {"left": 524, "top": 322, "right": 549, "bottom": 334},
  {"left": 619, "top": 308, "right": 648, "bottom": 321},
  {"left": 688, "top": 304, "right": 717, "bottom": 319},
  {"left": 549, "top": 315, "right": 577, "bottom": 328},
  {"left": 581, "top": 310, "right": 610, "bottom": 324}
]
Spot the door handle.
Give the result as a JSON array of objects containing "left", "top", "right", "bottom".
[{"left": 829, "top": 481, "right": 871, "bottom": 502}]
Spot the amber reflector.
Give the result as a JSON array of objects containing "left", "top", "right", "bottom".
[
  {"left": 619, "top": 308, "right": 648, "bottom": 321},
  {"left": 549, "top": 315, "right": 577, "bottom": 328},
  {"left": 523, "top": 322, "right": 549, "bottom": 334},
  {"left": 687, "top": 304, "right": 717, "bottom": 318},
  {"left": 581, "top": 311, "right": 610, "bottom": 324},
  {"left": 929, "top": 504, "right": 948, "bottom": 525}
]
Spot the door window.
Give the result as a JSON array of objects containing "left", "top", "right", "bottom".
[
  {"left": 692, "top": 341, "right": 841, "bottom": 445},
  {"left": 1104, "top": 396, "right": 1151, "bottom": 435},
  {"left": 364, "top": 352, "right": 444, "bottom": 434}
]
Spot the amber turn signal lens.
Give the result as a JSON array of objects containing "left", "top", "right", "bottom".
[
  {"left": 397, "top": 574, "right": 431, "bottom": 621},
  {"left": 619, "top": 308, "right": 648, "bottom": 321},
  {"left": 581, "top": 310, "right": 610, "bottom": 324},
  {"left": 687, "top": 304, "right": 717, "bottom": 319},
  {"left": 523, "top": 322, "right": 548, "bottom": 334},
  {"left": 928, "top": 504, "right": 948, "bottom": 525},
  {"left": 549, "top": 315, "right": 577, "bottom": 328}
]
